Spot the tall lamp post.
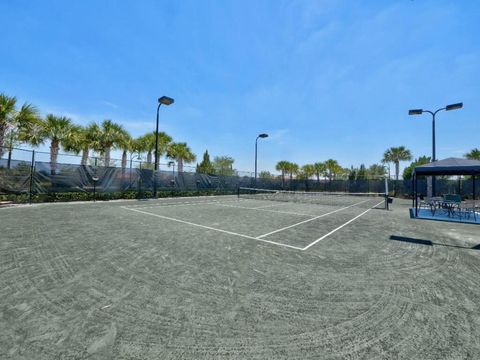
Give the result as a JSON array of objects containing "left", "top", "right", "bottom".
[
  {"left": 408, "top": 102, "right": 463, "bottom": 196},
  {"left": 154, "top": 96, "right": 174, "bottom": 197},
  {"left": 254, "top": 133, "right": 269, "bottom": 187}
]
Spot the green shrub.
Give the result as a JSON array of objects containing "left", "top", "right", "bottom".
[{"left": 0, "top": 188, "right": 237, "bottom": 204}]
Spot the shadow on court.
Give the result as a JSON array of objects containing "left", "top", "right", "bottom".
[{"left": 389, "top": 235, "right": 480, "bottom": 251}]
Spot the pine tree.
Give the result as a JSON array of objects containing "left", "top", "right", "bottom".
[{"left": 196, "top": 150, "right": 215, "bottom": 174}]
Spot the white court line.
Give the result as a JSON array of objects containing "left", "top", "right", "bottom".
[
  {"left": 302, "top": 200, "right": 385, "bottom": 251},
  {"left": 256, "top": 198, "right": 372, "bottom": 239},
  {"left": 121, "top": 206, "right": 304, "bottom": 251},
  {"left": 215, "top": 202, "right": 314, "bottom": 217},
  {"left": 129, "top": 199, "right": 251, "bottom": 210},
  {"left": 130, "top": 201, "right": 231, "bottom": 210},
  {"left": 252, "top": 203, "right": 289, "bottom": 209},
  {"left": 127, "top": 194, "right": 237, "bottom": 206}
]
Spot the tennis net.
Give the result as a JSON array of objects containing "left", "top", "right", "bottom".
[{"left": 238, "top": 187, "right": 387, "bottom": 209}]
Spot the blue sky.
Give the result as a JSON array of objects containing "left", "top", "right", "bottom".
[{"left": 1, "top": 0, "right": 479, "bottom": 174}]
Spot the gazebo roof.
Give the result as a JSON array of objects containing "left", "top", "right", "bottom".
[{"left": 414, "top": 157, "right": 480, "bottom": 176}]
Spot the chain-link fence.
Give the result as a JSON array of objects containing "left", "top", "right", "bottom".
[
  {"left": 1, "top": 146, "right": 478, "bottom": 203},
  {"left": 0, "top": 146, "right": 256, "bottom": 202}
]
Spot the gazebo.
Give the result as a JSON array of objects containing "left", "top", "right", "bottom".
[{"left": 412, "top": 157, "right": 480, "bottom": 222}]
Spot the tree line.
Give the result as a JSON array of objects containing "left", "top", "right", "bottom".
[
  {"left": 0, "top": 93, "right": 199, "bottom": 174},
  {"left": 2, "top": 92, "right": 478, "bottom": 178},
  {"left": 0, "top": 93, "right": 240, "bottom": 179},
  {"left": 267, "top": 160, "right": 386, "bottom": 187},
  {"left": 270, "top": 144, "right": 479, "bottom": 183}
]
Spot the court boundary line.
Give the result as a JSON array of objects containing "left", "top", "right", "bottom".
[
  {"left": 215, "top": 203, "right": 314, "bottom": 217},
  {"left": 127, "top": 200, "right": 242, "bottom": 210},
  {"left": 126, "top": 200, "right": 314, "bottom": 216},
  {"left": 256, "top": 198, "right": 372, "bottom": 239},
  {"left": 127, "top": 198, "right": 246, "bottom": 209},
  {"left": 129, "top": 200, "right": 313, "bottom": 217},
  {"left": 302, "top": 199, "right": 385, "bottom": 250},
  {"left": 252, "top": 203, "right": 290, "bottom": 209},
  {"left": 121, "top": 206, "right": 304, "bottom": 251}
]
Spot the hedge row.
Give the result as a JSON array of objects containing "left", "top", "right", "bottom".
[{"left": 0, "top": 189, "right": 237, "bottom": 204}]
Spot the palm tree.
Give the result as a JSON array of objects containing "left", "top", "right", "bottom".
[
  {"left": 136, "top": 131, "right": 172, "bottom": 169},
  {"left": 301, "top": 164, "right": 315, "bottom": 179},
  {"left": 275, "top": 160, "right": 290, "bottom": 189},
  {"left": 382, "top": 146, "right": 412, "bottom": 181},
  {"left": 287, "top": 162, "right": 299, "bottom": 182},
  {"left": 117, "top": 132, "right": 134, "bottom": 170},
  {"left": 313, "top": 162, "right": 326, "bottom": 183},
  {"left": 465, "top": 148, "right": 480, "bottom": 160},
  {"left": 166, "top": 142, "right": 196, "bottom": 173},
  {"left": 22, "top": 114, "right": 74, "bottom": 174},
  {"left": 325, "top": 159, "right": 341, "bottom": 181},
  {"left": 301, "top": 164, "right": 315, "bottom": 190},
  {"left": 63, "top": 123, "right": 102, "bottom": 165},
  {"left": 0, "top": 93, "right": 39, "bottom": 157},
  {"left": 98, "top": 120, "right": 128, "bottom": 167}
]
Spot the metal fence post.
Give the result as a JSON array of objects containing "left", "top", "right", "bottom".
[
  {"left": 138, "top": 162, "right": 142, "bottom": 198},
  {"left": 28, "top": 150, "right": 35, "bottom": 204}
]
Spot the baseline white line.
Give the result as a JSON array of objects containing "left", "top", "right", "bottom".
[
  {"left": 121, "top": 206, "right": 304, "bottom": 251},
  {"left": 126, "top": 199, "right": 251, "bottom": 210},
  {"left": 128, "top": 201, "right": 229, "bottom": 210},
  {"left": 215, "top": 203, "right": 314, "bottom": 217},
  {"left": 127, "top": 194, "right": 236, "bottom": 205},
  {"left": 302, "top": 200, "right": 385, "bottom": 251},
  {"left": 256, "top": 198, "right": 372, "bottom": 239},
  {"left": 252, "top": 203, "right": 290, "bottom": 209}
]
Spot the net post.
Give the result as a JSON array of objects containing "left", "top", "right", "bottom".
[{"left": 384, "top": 177, "right": 389, "bottom": 210}]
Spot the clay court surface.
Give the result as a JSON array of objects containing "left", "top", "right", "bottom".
[{"left": 1, "top": 195, "right": 480, "bottom": 359}]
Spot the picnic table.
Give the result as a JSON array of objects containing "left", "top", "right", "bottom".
[{"left": 420, "top": 195, "right": 477, "bottom": 220}]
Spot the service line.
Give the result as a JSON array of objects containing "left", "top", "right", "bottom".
[
  {"left": 252, "top": 203, "right": 290, "bottom": 209},
  {"left": 121, "top": 206, "right": 304, "bottom": 251},
  {"left": 256, "top": 198, "right": 372, "bottom": 239},
  {"left": 215, "top": 202, "right": 314, "bottom": 217},
  {"left": 302, "top": 199, "right": 385, "bottom": 250}
]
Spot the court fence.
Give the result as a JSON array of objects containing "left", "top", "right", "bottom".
[{"left": 0, "top": 146, "right": 478, "bottom": 203}]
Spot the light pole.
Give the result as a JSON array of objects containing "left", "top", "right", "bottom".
[
  {"left": 154, "top": 96, "right": 174, "bottom": 197},
  {"left": 408, "top": 102, "right": 463, "bottom": 196},
  {"left": 254, "top": 133, "right": 268, "bottom": 187}
]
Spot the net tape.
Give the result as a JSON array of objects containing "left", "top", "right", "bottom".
[{"left": 238, "top": 187, "right": 387, "bottom": 208}]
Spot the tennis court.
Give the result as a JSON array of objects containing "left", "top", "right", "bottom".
[
  {"left": 1, "top": 192, "right": 480, "bottom": 359},
  {"left": 121, "top": 189, "right": 387, "bottom": 251}
]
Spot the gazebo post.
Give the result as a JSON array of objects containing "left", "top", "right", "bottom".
[
  {"left": 473, "top": 175, "right": 476, "bottom": 203},
  {"left": 412, "top": 173, "right": 415, "bottom": 208},
  {"left": 415, "top": 173, "right": 418, "bottom": 217}
]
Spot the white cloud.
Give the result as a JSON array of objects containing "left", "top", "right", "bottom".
[
  {"left": 268, "top": 129, "right": 290, "bottom": 145},
  {"left": 295, "top": 21, "right": 338, "bottom": 53},
  {"left": 100, "top": 100, "right": 119, "bottom": 109}
]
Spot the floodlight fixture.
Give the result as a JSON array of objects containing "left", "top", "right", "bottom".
[
  {"left": 408, "top": 109, "right": 423, "bottom": 115},
  {"left": 159, "top": 96, "right": 174, "bottom": 106},
  {"left": 445, "top": 102, "right": 463, "bottom": 111},
  {"left": 258, "top": 133, "right": 269, "bottom": 138}
]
